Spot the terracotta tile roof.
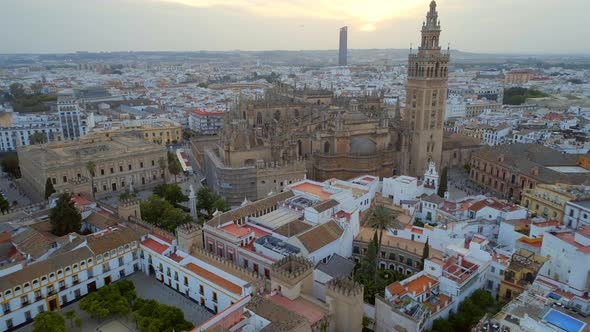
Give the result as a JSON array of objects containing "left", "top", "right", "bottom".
[
  {"left": 272, "top": 220, "right": 312, "bottom": 238},
  {"left": 11, "top": 228, "right": 54, "bottom": 259},
  {"left": 517, "top": 236, "right": 543, "bottom": 248},
  {"left": 141, "top": 238, "right": 169, "bottom": 254},
  {"left": 85, "top": 212, "right": 118, "bottom": 230},
  {"left": 312, "top": 199, "right": 339, "bottom": 213},
  {"left": 405, "top": 275, "right": 438, "bottom": 296},
  {"left": 185, "top": 262, "right": 242, "bottom": 295},
  {"left": 291, "top": 182, "right": 331, "bottom": 201},
  {"left": 245, "top": 295, "right": 309, "bottom": 332},
  {"left": 267, "top": 294, "right": 327, "bottom": 326},
  {"left": 296, "top": 220, "right": 343, "bottom": 253},
  {"left": 0, "top": 246, "right": 94, "bottom": 292},
  {"left": 87, "top": 227, "right": 140, "bottom": 255}
]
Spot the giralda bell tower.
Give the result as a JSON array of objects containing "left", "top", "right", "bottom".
[{"left": 406, "top": 0, "right": 449, "bottom": 177}]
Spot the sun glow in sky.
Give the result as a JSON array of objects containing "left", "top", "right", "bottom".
[
  {"left": 162, "top": 0, "right": 423, "bottom": 31},
  {"left": 2, "top": 0, "right": 589, "bottom": 53}
]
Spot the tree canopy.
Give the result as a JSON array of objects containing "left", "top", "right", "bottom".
[
  {"left": 167, "top": 158, "right": 182, "bottom": 183},
  {"left": 1, "top": 154, "right": 20, "bottom": 178},
  {"left": 33, "top": 311, "right": 66, "bottom": 332},
  {"left": 44, "top": 178, "right": 56, "bottom": 201},
  {"left": 503, "top": 87, "right": 548, "bottom": 105},
  {"left": 80, "top": 280, "right": 136, "bottom": 319},
  {"left": 0, "top": 194, "right": 9, "bottom": 215},
  {"left": 366, "top": 205, "right": 400, "bottom": 270},
  {"left": 29, "top": 131, "right": 47, "bottom": 145},
  {"left": 354, "top": 232, "right": 405, "bottom": 304},
  {"left": 132, "top": 299, "right": 193, "bottom": 332},
  {"left": 196, "top": 186, "right": 230, "bottom": 220},
  {"left": 430, "top": 289, "right": 500, "bottom": 332},
  {"left": 140, "top": 194, "right": 192, "bottom": 232},
  {"left": 153, "top": 183, "right": 188, "bottom": 206},
  {"left": 49, "top": 193, "right": 82, "bottom": 236}
]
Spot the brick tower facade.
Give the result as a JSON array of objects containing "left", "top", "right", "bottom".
[{"left": 406, "top": 0, "right": 450, "bottom": 176}]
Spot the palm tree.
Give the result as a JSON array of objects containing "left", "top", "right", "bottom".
[
  {"left": 367, "top": 205, "right": 401, "bottom": 270},
  {"left": 85, "top": 161, "right": 96, "bottom": 199},
  {"left": 158, "top": 157, "right": 167, "bottom": 184}
]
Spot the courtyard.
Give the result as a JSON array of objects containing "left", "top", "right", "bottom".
[{"left": 16, "top": 272, "right": 213, "bottom": 332}]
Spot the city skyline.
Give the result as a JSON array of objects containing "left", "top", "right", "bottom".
[{"left": 2, "top": 0, "right": 590, "bottom": 54}]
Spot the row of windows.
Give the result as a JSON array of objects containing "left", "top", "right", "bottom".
[{"left": 1, "top": 242, "right": 136, "bottom": 299}]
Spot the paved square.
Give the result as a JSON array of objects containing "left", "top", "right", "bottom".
[
  {"left": 97, "top": 320, "right": 134, "bottom": 332},
  {"left": 127, "top": 272, "right": 214, "bottom": 326}
]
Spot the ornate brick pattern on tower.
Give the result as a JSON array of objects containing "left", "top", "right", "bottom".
[{"left": 405, "top": 0, "right": 450, "bottom": 176}]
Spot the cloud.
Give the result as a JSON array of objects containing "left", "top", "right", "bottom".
[{"left": 159, "top": 0, "right": 426, "bottom": 30}]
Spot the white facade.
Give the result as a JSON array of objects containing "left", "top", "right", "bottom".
[
  {"left": 563, "top": 200, "right": 590, "bottom": 228},
  {"left": 188, "top": 110, "right": 224, "bottom": 135},
  {"left": 0, "top": 230, "right": 140, "bottom": 331}
]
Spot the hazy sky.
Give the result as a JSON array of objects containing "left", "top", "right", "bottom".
[{"left": 1, "top": 0, "right": 589, "bottom": 54}]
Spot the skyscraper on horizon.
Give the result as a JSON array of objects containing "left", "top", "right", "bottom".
[
  {"left": 405, "top": 0, "right": 449, "bottom": 176},
  {"left": 338, "top": 26, "right": 347, "bottom": 66}
]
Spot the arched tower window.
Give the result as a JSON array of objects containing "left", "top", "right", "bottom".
[
  {"left": 274, "top": 110, "right": 280, "bottom": 121},
  {"left": 435, "top": 62, "right": 440, "bottom": 77},
  {"left": 256, "top": 112, "right": 262, "bottom": 125},
  {"left": 294, "top": 109, "right": 300, "bottom": 118},
  {"left": 324, "top": 141, "right": 330, "bottom": 154},
  {"left": 297, "top": 140, "right": 302, "bottom": 157}
]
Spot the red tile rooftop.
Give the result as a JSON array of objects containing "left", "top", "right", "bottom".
[
  {"left": 168, "top": 252, "right": 184, "bottom": 263},
  {"left": 534, "top": 220, "right": 562, "bottom": 227},
  {"left": 220, "top": 223, "right": 252, "bottom": 238},
  {"left": 362, "top": 176, "right": 375, "bottom": 182},
  {"left": 577, "top": 226, "right": 590, "bottom": 238},
  {"left": 141, "top": 238, "right": 169, "bottom": 254},
  {"left": 152, "top": 233, "right": 173, "bottom": 244},
  {"left": 268, "top": 294, "right": 326, "bottom": 326},
  {"left": 553, "top": 232, "right": 590, "bottom": 253},
  {"left": 517, "top": 237, "right": 543, "bottom": 248},
  {"left": 291, "top": 182, "right": 331, "bottom": 201},
  {"left": 191, "top": 109, "right": 224, "bottom": 116},
  {"left": 185, "top": 263, "right": 242, "bottom": 295}
]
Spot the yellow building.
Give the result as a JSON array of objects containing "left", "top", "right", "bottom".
[
  {"left": 521, "top": 184, "right": 588, "bottom": 221},
  {"left": 90, "top": 121, "right": 182, "bottom": 145},
  {"left": 499, "top": 249, "right": 547, "bottom": 303}
]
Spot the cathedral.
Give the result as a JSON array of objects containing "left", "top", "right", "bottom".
[{"left": 198, "top": 1, "right": 449, "bottom": 206}]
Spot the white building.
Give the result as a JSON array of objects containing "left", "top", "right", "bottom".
[
  {"left": 57, "top": 90, "right": 87, "bottom": 140},
  {"left": 0, "top": 227, "right": 141, "bottom": 331},
  {"left": 563, "top": 199, "right": 590, "bottom": 228},
  {"left": 188, "top": 109, "right": 224, "bottom": 135}
]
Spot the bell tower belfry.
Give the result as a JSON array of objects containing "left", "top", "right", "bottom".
[{"left": 405, "top": 0, "right": 449, "bottom": 177}]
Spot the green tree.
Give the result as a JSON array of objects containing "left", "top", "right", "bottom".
[
  {"left": 44, "top": 177, "right": 56, "bottom": 201},
  {"left": 367, "top": 205, "right": 400, "bottom": 270},
  {"left": 140, "top": 195, "right": 192, "bottom": 232},
  {"left": 463, "top": 163, "right": 471, "bottom": 173},
  {"left": 85, "top": 161, "right": 96, "bottom": 199},
  {"left": 33, "top": 311, "right": 65, "bottom": 332},
  {"left": 9, "top": 83, "right": 25, "bottom": 98},
  {"left": 153, "top": 184, "right": 188, "bottom": 205},
  {"left": 80, "top": 281, "right": 135, "bottom": 319},
  {"left": 421, "top": 238, "right": 430, "bottom": 269},
  {"left": 29, "top": 131, "right": 46, "bottom": 145},
  {"left": 168, "top": 158, "right": 182, "bottom": 183},
  {"left": 196, "top": 186, "right": 230, "bottom": 219},
  {"left": 157, "top": 157, "right": 167, "bottom": 184},
  {"left": 438, "top": 167, "right": 448, "bottom": 198},
  {"left": 0, "top": 195, "right": 10, "bottom": 214},
  {"left": 49, "top": 193, "right": 82, "bottom": 236},
  {"left": 132, "top": 298, "right": 193, "bottom": 332},
  {"left": 1, "top": 154, "right": 20, "bottom": 178}
]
